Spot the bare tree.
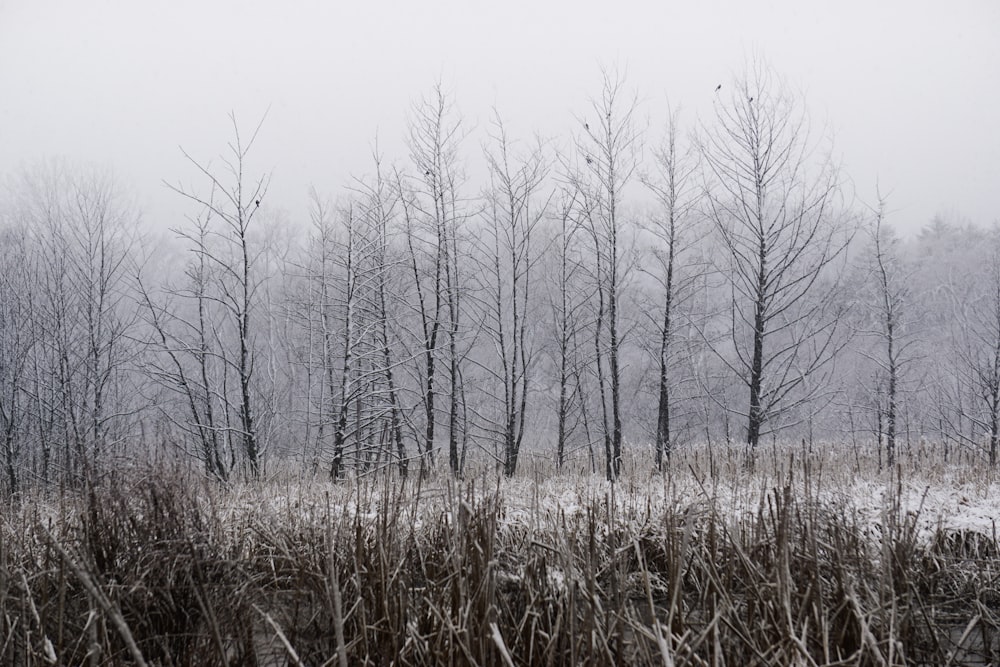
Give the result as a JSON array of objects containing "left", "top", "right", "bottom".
[
  {"left": 941, "top": 230, "right": 1000, "bottom": 466},
  {"left": 862, "top": 195, "right": 912, "bottom": 468},
  {"left": 137, "top": 213, "right": 232, "bottom": 481},
  {"left": 327, "top": 202, "right": 359, "bottom": 479},
  {"left": 0, "top": 222, "right": 34, "bottom": 494},
  {"left": 471, "top": 111, "right": 550, "bottom": 477},
  {"left": 641, "top": 107, "right": 700, "bottom": 470},
  {"left": 699, "top": 60, "right": 851, "bottom": 455},
  {"left": 356, "top": 157, "right": 409, "bottom": 476},
  {"left": 11, "top": 164, "right": 142, "bottom": 486},
  {"left": 544, "top": 190, "right": 596, "bottom": 470},
  {"left": 293, "top": 192, "right": 379, "bottom": 480},
  {"left": 564, "top": 68, "right": 641, "bottom": 480},
  {"left": 276, "top": 190, "right": 340, "bottom": 476},
  {"left": 401, "top": 83, "right": 468, "bottom": 476},
  {"left": 166, "top": 113, "right": 270, "bottom": 477},
  {"left": 318, "top": 170, "right": 410, "bottom": 479}
]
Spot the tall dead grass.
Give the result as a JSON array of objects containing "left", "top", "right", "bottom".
[{"left": 2, "top": 443, "right": 999, "bottom": 665}]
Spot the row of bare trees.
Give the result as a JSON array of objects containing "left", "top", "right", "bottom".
[
  {"left": 1, "top": 63, "right": 997, "bottom": 492},
  {"left": 0, "top": 166, "right": 140, "bottom": 493}
]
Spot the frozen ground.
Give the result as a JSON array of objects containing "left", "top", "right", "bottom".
[{"left": 206, "top": 441, "right": 1000, "bottom": 556}]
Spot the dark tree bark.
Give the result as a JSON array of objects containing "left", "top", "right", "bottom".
[{"left": 642, "top": 108, "right": 699, "bottom": 470}]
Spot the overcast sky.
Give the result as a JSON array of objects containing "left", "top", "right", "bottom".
[{"left": 1, "top": 0, "right": 997, "bottom": 236}]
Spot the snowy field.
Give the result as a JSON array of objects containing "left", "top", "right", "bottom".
[{"left": 230, "top": 440, "right": 1000, "bottom": 550}]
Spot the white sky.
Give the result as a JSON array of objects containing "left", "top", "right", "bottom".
[{"left": 1, "top": 0, "right": 998, "bottom": 235}]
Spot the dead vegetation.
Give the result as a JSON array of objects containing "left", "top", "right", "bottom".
[{"left": 2, "top": 445, "right": 1000, "bottom": 665}]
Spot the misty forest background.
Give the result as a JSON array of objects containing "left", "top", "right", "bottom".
[{"left": 1, "top": 61, "right": 997, "bottom": 493}]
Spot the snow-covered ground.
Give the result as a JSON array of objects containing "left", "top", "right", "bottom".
[{"left": 194, "top": 442, "right": 1000, "bottom": 557}]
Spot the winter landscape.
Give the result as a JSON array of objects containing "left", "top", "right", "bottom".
[{"left": 2, "top": 1, "right": 999, "bottom": 664}]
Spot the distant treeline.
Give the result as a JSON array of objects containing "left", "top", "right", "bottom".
[{"left": 0, "top": 62, "right": 996, "bottom": 492}]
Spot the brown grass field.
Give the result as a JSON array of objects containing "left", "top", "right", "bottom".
[{"left": 2, "top": 441, "right": 999, "bottom": 665}]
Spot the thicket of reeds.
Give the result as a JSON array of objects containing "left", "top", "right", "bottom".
[{"left": 2, "top": 443, "right": 999, "bottom": 665}]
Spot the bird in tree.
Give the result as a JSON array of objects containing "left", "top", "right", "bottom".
[
  {"left": 255, "top": 199, "right": 260, "bottom": 207},
  {"left": 584, "top": 121, "right": 590, "bottom": 131},
  {"left": 715, "top": 84, "right": 722, "bottom": 92}
]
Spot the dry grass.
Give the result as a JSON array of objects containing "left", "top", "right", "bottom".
[{"left": 2, "top": 442, "right": 1000, "bottom": 665}]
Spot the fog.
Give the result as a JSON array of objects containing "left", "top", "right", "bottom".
[{"left": 2, "top": 0, "right": 997, "bottom": 234}]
